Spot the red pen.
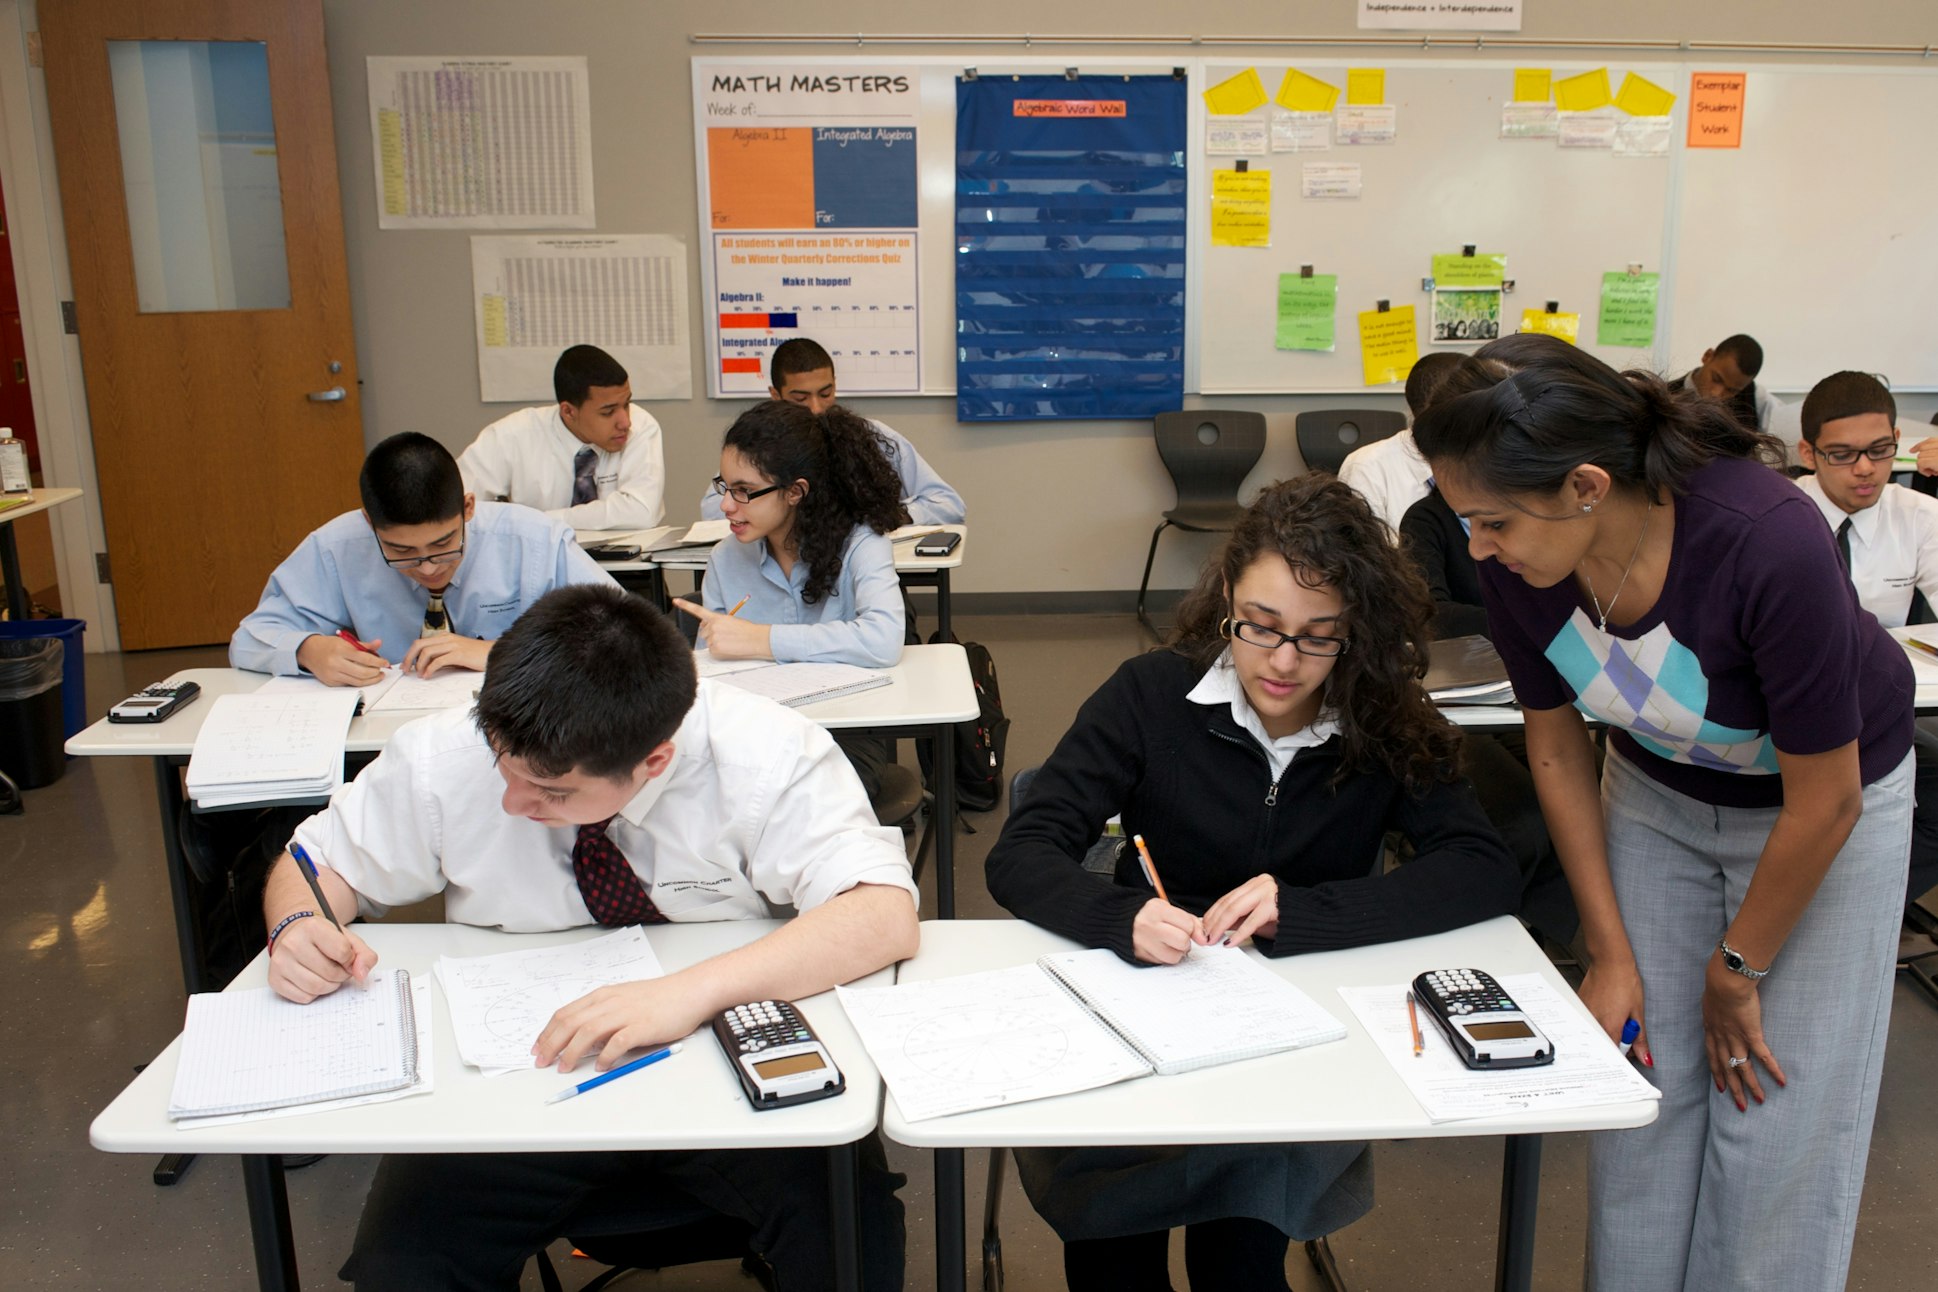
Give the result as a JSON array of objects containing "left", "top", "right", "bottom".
[{"left": 337, "top": 629, "right": 381, "bottom": 655}]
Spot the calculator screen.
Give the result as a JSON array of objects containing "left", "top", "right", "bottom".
[
  {"left": 753, "top": 1052, "right": 827, "bottom": 1079},
  {"left": 120, "top": 698, "right": 167, "bottom": 709},
  {"left": 1466, "top": 1021, "right": 1536, "bottom": 1041}
]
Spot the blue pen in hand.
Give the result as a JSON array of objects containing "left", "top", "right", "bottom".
[
  {"left": 1619, "top": 1018, "right": 1641, "bottom": 1058},
  {"left": 545, "top": 1043, "right": 683, "bottom": 1105},
  {"left": 289, "top": 843, "right": 343, "bottom": 931}
]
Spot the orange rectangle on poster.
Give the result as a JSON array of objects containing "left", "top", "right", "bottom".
[
  {"left": 718, "top": 314, "right": 773, "bottom": 329},
  {"left": 1687, "top": 72, "right": 1746, "bottom": 148},
  {"left": 707, "top": 127, "right": 816, "bottom": 228},
  {"left": 720, "top": 358, "right": 764, "bottom": 374}
]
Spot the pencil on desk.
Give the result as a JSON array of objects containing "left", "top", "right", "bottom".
[
  {"left": 1406, "top": 990, "right": 1423, "bottom": 1057},
  {"left": 1132, "top": 834, "right": 1170, "bottom": 903}
]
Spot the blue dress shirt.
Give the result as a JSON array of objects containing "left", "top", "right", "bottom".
[
  {"left": 700, "top": 418, "right": 965, "bottom": 526},
  {"left": 701, "top": 523, "right": 905, "bottom": 666}
]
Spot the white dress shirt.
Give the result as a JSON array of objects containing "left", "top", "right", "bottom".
[
  {"left": 290, "top": 680, "right": 919, "bottom": 930},
  {"left": 460, "top": 403, "right": 666, "bottom": 530},
  {"left": 699, "top": 417, "right": 965, "bottom": 526},
  {"left": 1186, "top": 650, "right": 1341, "bottom": 783},
  {"left": 1795, "top": 475, "right": 1938, "bottom": 629},
  {"left": 1336, "top": 428, "right": 1432, "bottom": 535}
]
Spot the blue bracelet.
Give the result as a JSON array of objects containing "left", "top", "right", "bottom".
[{"left": 268, "top": 909, "right": 315, "bottom": 951}]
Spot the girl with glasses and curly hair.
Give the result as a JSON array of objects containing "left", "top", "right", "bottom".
[{"left": 985, "top": 472, "right": 1519, "bottom": 1291}]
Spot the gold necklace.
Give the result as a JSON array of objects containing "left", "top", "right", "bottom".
[{"left": 1582, "top": 502, "right": 1653, "bottom": 632}]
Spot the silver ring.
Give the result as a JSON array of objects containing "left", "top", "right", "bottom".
[{"left": 1727, "top": 1056, "right": 1748, "bottom": 1069}]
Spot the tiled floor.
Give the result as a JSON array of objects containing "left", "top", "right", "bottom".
[{"left": 5, "top": 612, "right": 1936, "bottom": 1289}]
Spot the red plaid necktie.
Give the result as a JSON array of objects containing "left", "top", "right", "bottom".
[{"left": 572, "top": 816, "right": 666, "bottom": 926}]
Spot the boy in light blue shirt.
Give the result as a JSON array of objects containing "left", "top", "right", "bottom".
[{"left": 231, "top": 432, "right": 614, "bottom": 683}]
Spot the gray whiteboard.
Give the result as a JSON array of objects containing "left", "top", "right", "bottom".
[{"left": 1194, "top": 59, "right": 1683, "bottom": 394}]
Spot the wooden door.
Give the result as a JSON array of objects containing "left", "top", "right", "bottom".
[{"left": 39, "top": 0, "right": 362, "bottom": 648}]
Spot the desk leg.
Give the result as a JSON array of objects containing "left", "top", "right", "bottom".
[
  {"left": 242, "top": 1154, "right": 300, "bottom": 1292},
  {"left": 1493, "top": 1134, "right": 1542, "bottom": 1292},
  {"left": 936, "top": 1146, "right": 966, "bottom": 1292},
  {"left": 0, "top": 520, "right": 27, "bottom": 622},
  {"left": 936, "top": 569, "right": 952, "bottom": 642},
  {"left": 153, "top": 757, "right": 220, "bottom": 996},
  {"left": 828, "top": 1141, "right": 861, "bottom": 1292},
  {"left": 933, "top": 723, "right": 957, "bottom": 920}
]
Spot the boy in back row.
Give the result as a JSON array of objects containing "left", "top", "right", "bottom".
[{"left": 231, "top": 432, "right": 613, "bottom": 685}]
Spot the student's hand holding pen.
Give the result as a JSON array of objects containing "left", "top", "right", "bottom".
[
  {"left": 296, "top": 632, "right": 388, "bottom": 687},
  {"left": 1201, "top": 874, "right": 1281, "bottom": 947},
  {"left": 671, "top": 597, "right": 773, "bottom": 661},
  {"left": 267, "top": 913, "right": 377, "bottom": 1004}
]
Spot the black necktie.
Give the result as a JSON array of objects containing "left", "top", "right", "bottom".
[
  {"left": 571, "top": 447, "right": 598, "bottom": 506},
  {"left": 1836, "top": 517, "right": 1854, "bottom": 577}
]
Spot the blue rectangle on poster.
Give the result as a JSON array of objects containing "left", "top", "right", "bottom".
[{"left": 812, "top": 127, "right": 918, "bottom": 228}]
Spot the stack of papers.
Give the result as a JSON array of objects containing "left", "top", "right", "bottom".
[
  {"left": 435, "top": 928, "right": 666, "bottom": 1075},
  {"left": 711, "top": 662, "right": 892, "bottom": 708},
  {"left": 185, "top": 691, "right": 361, "bottom": 807},
  {"left": 255, "top": 665, "right": 483, "bottom": 712},
  {"left": 652, "top": 519, "right": 730, "bottom": 551},
  {"left": 1890, "top": 624, "right": 1938, "bottom": 684},
  {"left": 1425, "top": 634, "right": 1516, "bottom": 705},
  {"left": 1336, "top": 974, "right": 1660, "bottom": 1123}
]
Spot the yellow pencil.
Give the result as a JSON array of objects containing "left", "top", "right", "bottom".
[
  {"left": 727, "top": 595, "right": 750, "bottom": 617},
  {"left": 1132, "top": 834, "right": 1170, "bottom": 903}
]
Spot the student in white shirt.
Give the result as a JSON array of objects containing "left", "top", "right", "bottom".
[
  {"left": 262, "top": 584, "right": 918, "bottom": 1292},
  {"left": 1793, "top": 370, "right": 1938, "bottom": 913},
  {"left": 699, "top": 336, "right": 964, "bottom": 525},
  {"left": 1671, "top": 333, "right": 1781, "bottom": 435},
  {"left": 460, "top": 344, "right": 666, "bottom": 530},
  {"left": 1335, "top": 352, "right": 1463, "bottom": 533}
]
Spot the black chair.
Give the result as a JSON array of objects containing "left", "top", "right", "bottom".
[
  {"left": 532, "top": 1193, "right": 776, "bottom": 1292},
  {"left": 1136, "top": 410, "right": 1268, "bottom": 636},
  {"left": 1294, "top": 409, "right": 1408, "bottom": 476}
]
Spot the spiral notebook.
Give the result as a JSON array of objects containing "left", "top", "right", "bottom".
[
  {"left": 839, "top": 945, "right": 1345, "bottom": 1122},
  {"left": 167, "top": 969, "right": 421, "bottom": 1119}
]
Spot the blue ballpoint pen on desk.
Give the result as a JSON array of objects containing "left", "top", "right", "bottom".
[
  {"left": 545, "top": 1043, "right": 683, "bottom": 1105},
  {"left": 288, "top": 843, "right": 343, "bottom": 931}
]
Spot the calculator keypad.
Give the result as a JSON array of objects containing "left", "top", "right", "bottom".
[
  {"left": 1421, "top": 969, "right": 1515, "bottom": 1015},
  {"left": 723, "top": 1000, "right": 812, "bottom": 1052}
]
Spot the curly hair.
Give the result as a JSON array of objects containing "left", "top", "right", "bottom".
[
  {"left": 1167, "top": 473, "right": 1461, "bottom": 792},
  {"left": 722, "top": 401, "right": 910, "bottom": 605}
]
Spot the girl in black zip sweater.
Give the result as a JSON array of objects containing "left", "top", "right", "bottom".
[{"left": 986, "top": 473, "right": 1519, "bottom": 1292}]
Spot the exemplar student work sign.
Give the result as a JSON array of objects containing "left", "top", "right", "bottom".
[{"left": 696, "top": 66, "right": 923, "bottom": 397}]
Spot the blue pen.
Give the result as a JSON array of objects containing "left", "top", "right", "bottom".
[
  {"left": 1619, "top": 1018, "right": 1640, "bottom": 1057},
  {"left": 546, "top": 1042, "right": 683, "bottom": 1105},
  {"left": 288, "top": 843, "right": 343, "bottom": 931}
]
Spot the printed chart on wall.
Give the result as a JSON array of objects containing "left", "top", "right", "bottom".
[
  {"left": 693, "top": 65, "right": 922, "bottom": 397},
  {"left": 470, "top": 235, "right": 692, "bottom": 403},
  {"left": 367, "top": 57, "right": 595, "bottom": 230}
]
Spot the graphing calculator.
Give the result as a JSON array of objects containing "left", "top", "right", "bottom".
[
  {"left": 107, "top": 681, "right": 202, "bottom": 724},
  {"left": 1412, "top": 968, "right": 1556, "bottom": 1070},
  {"left": 710, "top": 999, "right": 845, "bottom": 1110}
]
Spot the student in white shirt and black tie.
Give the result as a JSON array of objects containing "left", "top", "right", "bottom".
[{"left": 1793, "top": 370, "right": 1938, "bottom": 917}]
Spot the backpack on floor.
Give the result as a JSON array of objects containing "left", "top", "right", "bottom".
[{"left": 921, "top": 635, "right": 1010, "bottom": 813}]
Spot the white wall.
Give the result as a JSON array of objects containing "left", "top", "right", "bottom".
[{"left": 307, "top": 1, "right": 1936, "bottom": 601}]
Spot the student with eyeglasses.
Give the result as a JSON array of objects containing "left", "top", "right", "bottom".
[
  {"left": 232, "top": 432, "right": 614, "bottom": 684},
  {"left": 1413, "top": 337, "right": 1913, "bottom": 1292},
  {"left": 672, "top": 401, "right": 909, "bottom": 795},
  {"left": 983, "top": 474, "right": 1518, "bottom": 1292}
]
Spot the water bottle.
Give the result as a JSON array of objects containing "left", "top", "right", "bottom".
[{"left": 0, "top": 428, "right": 29, "bottom": 496}]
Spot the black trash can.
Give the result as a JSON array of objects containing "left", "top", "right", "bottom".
[{"left": 0, "top": 636, "right": 64, "bottom": 789}]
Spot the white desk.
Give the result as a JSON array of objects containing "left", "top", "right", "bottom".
[
  {"left": 888, "top": 917, "right": 1658, "bottom": 1292},
  {"left": 92, "top": 921, "right": 890, "bottom": 1292},
  {"left": 0, "top": 485, "right": 82, "bottom": 621},
  {"left": 66, "top": 646, "right": 977, "bottom": 993}
]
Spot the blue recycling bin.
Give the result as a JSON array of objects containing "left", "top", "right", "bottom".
[{"left": 0, "top": 618, "right": 86, "bottom": 739}]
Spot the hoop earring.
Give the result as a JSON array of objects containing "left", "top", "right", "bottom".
[{"left": 1218, "top": 616, "right": 1234, "bottom": 640}]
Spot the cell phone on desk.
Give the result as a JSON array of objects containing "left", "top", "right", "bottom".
[
  {"left": 913, "top": 531, "right": 961, "bottom": 557},
  {"left": 108, "top": 681, "right": 202, "bottom": 724},
  {"left": 583, "top": 542, "right": 644, "bottom": 562},
  {"left": 1412, "top": 968, "right": 1554, "bottom": 1070},
  {"left": 711, "top": 999, "right": 845, "bottom": 1110}
]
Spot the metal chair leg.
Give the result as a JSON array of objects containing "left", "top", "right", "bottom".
[
  {"left": 980, "top": 1149, "right": 1007, "bottom": 1292},
  {"left": 1304, "top": 1234, "right": 1350, "bottom": 1292},
  {"left": 1136, "top": 520, "right": 1172, "bottom": 638},
  {"left": 1901, "top": 949, "right": 1938, "bottom": 1008}
]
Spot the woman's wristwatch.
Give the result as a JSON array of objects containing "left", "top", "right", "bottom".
[{"left": 1717, "top": 936, "right": 1770, "bottom": 981}]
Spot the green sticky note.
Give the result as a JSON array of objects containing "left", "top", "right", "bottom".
[
  {"left": 1598, "top": 271, "right": 1660, "bottom": 348},
  {"left": 1276, "top": 273, "right": 1338, "bottom": 351},
  {"left": 1430, "top": 253, "right": 1507, "bottom": 289}
]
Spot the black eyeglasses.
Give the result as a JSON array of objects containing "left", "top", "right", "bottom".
[
  {"left": 710, "top": 476, "right": 784, "bottom": 505},
  {"left": 376, "top": 522, "right": 465, "bottom": 569},
  {"left": 1814, "top": 437, "right": 1899, "bottom": 468},
  {"left": 1230, "top": 619, "right": 1349, "bottom": 657}
]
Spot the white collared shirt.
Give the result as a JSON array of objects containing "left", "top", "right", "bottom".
[
  {"left": 289, "top": 680, "right": 918, "bottom": 930},
  {"left": 459, "top": 403, "right": 666, "bottom": 530},
  {"left": 1337, "top": 428, "right": 1432, "bottom": 536},
  {"left": 1185, "top": 650, "right": 1341, "bottom": 783},
  {"left": 1795, "top": 475, "right": 1938, "bottom": 629}
]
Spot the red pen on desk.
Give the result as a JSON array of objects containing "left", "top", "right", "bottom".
[{"left": 337, "top": 629, "right": 381, "bottom": 655}]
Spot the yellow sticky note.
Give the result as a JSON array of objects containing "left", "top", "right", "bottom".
[
  {"left": 1513, "top": 68, "right": 1551, "bottom": 103},
  {"left": 1211, "top": 169, "right": 1272, "bottom": 248},
  {"left": 1346, "top": 69, "right": 1385, "bottom": 107},
  {"left": 1614, "top": 72, "right": 1676, "bottom": 118},
  {"left": 1359, "top": 305, "right": 1418, "bottom": 386},
  {"left": 1204, "top": 68, "right": 1269, "bottom": 116},
  {"left": 1276, "top": 68, "right": 1340, "bottom": 114},
  {"left": 1553, "top": 68, "right": 1612, "bottom": 113},
  {"left": 1518, "top": 309, "right": 1581, "bottom": 345}
]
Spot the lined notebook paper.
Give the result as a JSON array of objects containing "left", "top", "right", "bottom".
[
  {"left": 167, "top": 969, "right": 420, "bottom": 1119},
  {"left": 712, "top": 662, "right": 891, "bottom": 708}
]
